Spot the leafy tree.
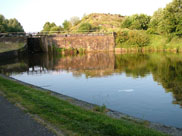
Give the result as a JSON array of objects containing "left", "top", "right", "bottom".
[
  {"left": 148, "top": 8, "right": 164, "bottom": 34},
  {"left": 62, "top": 20, "right": 71, "bottom": 31},
  {"left": 160, "top": 0, "right": 182, "bottom": 36},
  {"left": 7, "top": 18, "right": 24, "bottom": 32},
  {"left": 0, "top": 14, "right": 6, "bottom": 32},
  {"left": 42, "top": 22, "right": 57, "bottom": 32},
  {"left": 70, "top": 16, "right": 80, "bottom": 26},
  {"left": 78, "top": 23, "right": 92, "bottom": 32},
  {"left": 121, "top": 16, "right": 132, "bottom": 29},
  {"left": 50, "top": 26, "right": 63, "bottom": 33},
  {"left": 122, "top": 14, "right": 151, "bottom": 30},
  {"left": 42, "top": 22, "right": 63, "bottom": 34},
  {"left": 0, "top": 14, "right": 24, "bottom": 33}
]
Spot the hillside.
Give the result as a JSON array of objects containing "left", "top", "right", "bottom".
[{"left": 71, "top": 13, "right": 125, "bottom": 32}]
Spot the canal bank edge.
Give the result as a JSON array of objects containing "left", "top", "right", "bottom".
[{"left": 0, "top": 74, "right": 181, "bottom": 136}]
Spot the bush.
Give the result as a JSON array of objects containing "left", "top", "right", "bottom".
[
  {"left": 49, "top": 26, "right": 63, "bottom": 34},
  {"left": 146, "top": 28, "right": 156, "bottom": 34},
  {"left": 116, "top": 30, "right": 129, "bottom": 44},
  {"left": 116, "top": 30, "right": 150, "bottom": 47},
  {"left": 77, "top": 23, "right": 92, "bottom": 32},
  {"left": 121, "top": 14, "right": 151, "bottom": 30},
  {"left": 121, "top": 17, "right": 132, "bottom": 28},
  {"left": 128, "top": 30, "right": 150, "bottom": 46}
]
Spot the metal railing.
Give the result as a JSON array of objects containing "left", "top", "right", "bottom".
[{"left": 0, "top": 31, "right": 114, "bottom": 38}]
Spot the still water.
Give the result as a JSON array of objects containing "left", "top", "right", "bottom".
[{"left": 1, "top": 52, "right": 182, "bottom": 128}]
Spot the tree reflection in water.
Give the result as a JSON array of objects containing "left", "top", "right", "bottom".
[{"left": 1, "top": 52, "right": 182, "bottom": 107}]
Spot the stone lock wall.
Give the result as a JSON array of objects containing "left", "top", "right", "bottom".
[{"left": 40, "top": 33, "right": 115, "bottom": 52}]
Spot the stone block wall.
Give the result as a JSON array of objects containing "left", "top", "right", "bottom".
[{"left": 40, "top": 33, "right": 115, "bottom": 52}]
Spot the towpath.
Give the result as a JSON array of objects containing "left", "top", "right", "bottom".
[{"left": 0, "top": 95, "right": 56, "bottom": 136}]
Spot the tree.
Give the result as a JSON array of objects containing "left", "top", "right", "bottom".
[
  {"left": 148, "top": 8, "right": 164, "bottom": 34},
  {"left": 121, "top": 16, "right": 132, "bottom": 28},
  {"left": 160, "top": 0, "right": 182, "bottom": 36},
  {"left": 42, "top": 22, "right": 63, "bottom": 34},
  {"left": 78, "top": 23, "right": 92, "bottom": 32},
  {"left": 42, "top": 22, "right": 56, "bottom": 32},
  {"left": 121, "top": 14, "right": 151, "bottom": 30},
  {"left": 70, "top": 16, "right": 80, "bottom": 26},
  {"left": 0, "top": 14, "right": 7, "bottom": 32},
  {"left": 0, "top": 14, "right": 24, "bottom": 33},
  {"left": 50, "top": 26, "right": 63, "bottom": 33},
  {"left": 7, "top": 18, "right": 24, "bottom": 32},
  {"left": 62, "top": 20, "right": 71, "bottom": 31}
]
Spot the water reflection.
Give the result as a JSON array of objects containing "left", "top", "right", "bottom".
[
  {"left": 1, "top": 52, "right": 182, "bottom": 127},
  {"left": 1, "top": 52, "right": 182, "bottom": 107}
]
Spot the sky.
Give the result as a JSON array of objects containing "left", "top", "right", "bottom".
[{"left": 0, "top": 0, "right": 172, "bottom": 32}]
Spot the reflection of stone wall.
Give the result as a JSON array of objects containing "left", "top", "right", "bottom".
[
  {"left": 0, "top": 37, "right": 27, "bottom": 58},
  {"left": 40, "top": 33, "right": 115, "bottom": 52},
  {"left": 0, "top": 37, "right": 26, "bottom": 43},
  {"left": 55, "top": 53, "right": 115, "bottom": 77}
]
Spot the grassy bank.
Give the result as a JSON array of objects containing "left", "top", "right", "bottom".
[
  {"left": 0, "top": 75, "right": 167, "bottom": 136},
  {"left": 0, "top": 42, "right": 25, "bottom": 53},
  {"left": 115, "top": 30, "right": 182, "bottom": 52}
]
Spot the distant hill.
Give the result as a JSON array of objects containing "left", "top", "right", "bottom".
[{"left": 70, "top": 13, "right": 125, "bottom": 32}]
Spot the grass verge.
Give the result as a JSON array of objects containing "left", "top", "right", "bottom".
[{"left": 0, "top": 75, "right": 168, "bottom": 136}]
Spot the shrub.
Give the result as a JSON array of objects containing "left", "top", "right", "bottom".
[
  {"left": 116, "top": 30, "right": 150, "bottom": 47},
  {"left": 128, "top": 30, "right": 150, "bottom": 47},
  {"left": 121, "top": 14, "right": 151, "bottom": 30},
  {"left": 121, "top": 17, "right": 132, "bottom": 28},
  {"left": 77, "top": 23, "right": 92, "bottom": 32},
  {"left": 116, "top": 30, "right": 129, "bottom": 44},
  {"left": 146, "top": 28, "right": 156, "bottom": 34}
]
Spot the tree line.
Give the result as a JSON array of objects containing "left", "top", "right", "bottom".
[
  {"left": 0, "top": 14, "right": 24, "bottom": 33},
  {"left": 41, "top": 16, "right": 97, "bottom": 33},
  {"left": 42, "top": 0, "right": 182, "bottom": 36},
  {"left": 1, "top": 0, "right": 181, "bottom": 36},
  {"left": 121, "top": 0, "right": 182, "bottom": 36}
]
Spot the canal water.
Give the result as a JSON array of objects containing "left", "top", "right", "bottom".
[{"left": 1, "top": 52, "right": 182, "bottom": 128}]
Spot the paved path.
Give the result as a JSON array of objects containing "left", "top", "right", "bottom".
[{"left": 0, "top": 95, "right": 56, "bottom": 136}]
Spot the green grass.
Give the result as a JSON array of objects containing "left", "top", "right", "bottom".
[
  {"left": 0, "top": 42, "right": 25, "bottom": 53},
  {"left": 0, "top": 75, "right": 168, "bottom": 136}
]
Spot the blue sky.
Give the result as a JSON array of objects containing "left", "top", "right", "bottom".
[{"left": 0, "top": 0, "right": 172, "bottom": 32}]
